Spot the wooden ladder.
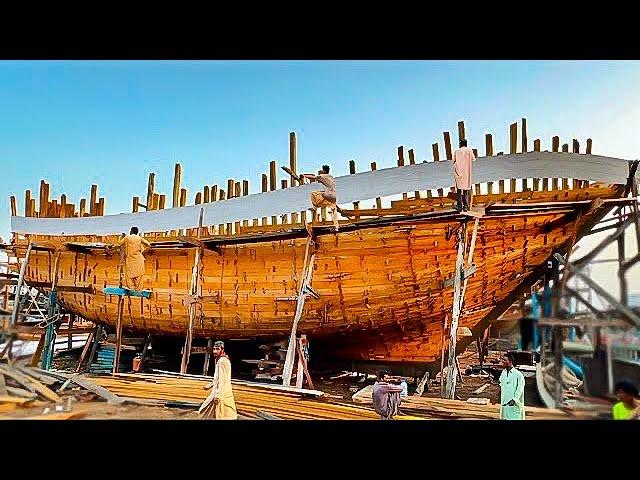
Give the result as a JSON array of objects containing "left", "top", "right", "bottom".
[{"left": 281, "top": 236, "right": 319, "bottom": 387}]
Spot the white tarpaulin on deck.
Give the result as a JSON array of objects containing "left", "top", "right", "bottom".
[{"left": 10, "top": 152, "right": 632, "bottom": 236}]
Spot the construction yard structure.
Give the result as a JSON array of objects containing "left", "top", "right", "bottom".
[{"left": 1, "top": 117, "right": 639, "bottom": 419}]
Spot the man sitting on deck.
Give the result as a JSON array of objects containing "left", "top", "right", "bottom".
[
  {"left": 372, "top": 369, "right": 403, "bottom": 420},
  {"left": 117, "top": 226, "right": 151, "bottom": 291},
  {"left": 302, "top": 164, "right": 340, "bottom": 232},
  {"left": 452, "top": 139, "right": 476, "bottom": 212}
]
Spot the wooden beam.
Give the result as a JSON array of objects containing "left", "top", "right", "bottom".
[
  {"left": 79, "top": 198, "right": 86, "bottom": 217},
  {"left": 289, "top": 132, "right": 298, "bottom": 187},
  {"left": 10, "top": 196, "right": 16, "bottom": 217},
  {"left": 24, "top": 190, "right": 31, "bottom": 217},
  {"left": 485, "top": 134, "right": 494, "bottom": 195},
  {"left": 203, "top": 186, "right": 210, "bottom": 203},
  {"left": 146, "top": 173, "right": 155, "bottom": 210},
  {"left": 443, "top": 132, "right": 452, "bottom": 161},
  {"left": 132, "top": 196, "right": 139, "bottom": 213},
  {"left": 90, "top": 184, "right": 97, "bottom": 216},
  {"left": 172, "top": 163, "right": 182, "bottom": 208},
  {"left": 457, "top": 121, "right": 465, "bottom": 142},
  {"left": 180, "top": 188, "right": 187, "bottom": 207},
  {"left": 586, "top": 138, "right": 592, "bottom": 154},
  {"left": 158, "top": 194, "right": 166, "bottom": 210},
  {"left": 521, "top": 118, "right": 528, "bottom": 152}
]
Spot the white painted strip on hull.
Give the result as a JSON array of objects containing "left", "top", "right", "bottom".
[{"left": 11, "top": 152, "right": 631, "bottom": 236}]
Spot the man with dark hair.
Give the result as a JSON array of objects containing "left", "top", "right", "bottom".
[
  {"left": 199, "top": 340, "right": 237, "bottom": 419},
  {"left": 612, "top": 381, "right": 639, "bottom": 420},
  {"left": 117, "top": 226, "right": 151, "bottom": 291},
  {"left": 372, "top": 369, "right": 403, "bottom": 420},
  {"left": 499, "top": 352, "right": 525, "bottom": 420},
  {"left": 302, "top": 164, "right": 340, "bottom": 231},
  {"left": 452, "top": 138, "right": 476, "bottom": 211}
]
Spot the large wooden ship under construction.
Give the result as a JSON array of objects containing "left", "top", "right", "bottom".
[{"left": 4, "top": 119, "right": 637, "bottom": 376}]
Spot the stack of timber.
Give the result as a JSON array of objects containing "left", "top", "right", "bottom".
[
  {"left": 0, "top": 359, "right": 89, "bottom": 418},
  {"left": 351, "top": 384, "right": 598, "bottom": 419},
  {"left": 89, "top": 372, "right": 422, "bottom": 420}
]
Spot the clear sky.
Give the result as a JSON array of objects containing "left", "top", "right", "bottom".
[{"left": 2, "top": 60, "right": 640, "bottom": 300}]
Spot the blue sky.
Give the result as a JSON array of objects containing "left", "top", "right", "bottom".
[{"left": 2, "top": 60, "right": 640, "bottom": 242}]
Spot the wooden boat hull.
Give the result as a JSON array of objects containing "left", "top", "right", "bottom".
[{"left": 12, "top": 186, "right": 623, "bottom": 371}]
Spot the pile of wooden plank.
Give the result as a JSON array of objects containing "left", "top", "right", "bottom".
[
  {"left": 89, "top": 372, "right": 423, "bottom": 420},
  {"left": 351, "top": 385, "right": 599, "bottom": 420}
]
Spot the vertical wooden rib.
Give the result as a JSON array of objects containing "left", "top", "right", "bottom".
[
  {"left": 261, "top": 174, "right": 268, "bottom": 226},
  {"left": 234, "top": 182, "right": 241, "bottom": 233},
  {"left": 152, "top": 193, "right": 160, "bottom": 210},
  {"left": 24, "top": 190, "right": 31, "bottom": 217},
  {"left": 146, "top": 173, "right": 155, "bottom": 211},
  {"left": 29, "top": 199, "right": 36, "bottom": 218},
  {"left": 408, "top": 149, "right": 420, "bottom": 199},
  {"left": 172, "top": 163, "right": 182, "bottom": 208},
  {"left": 349, "top": 160, "right": 359, "bottom": 218},
  {"left": 457, "top": 121, "right": 465, "bottom": 142},
  {"left": 79, "top": 199, "right": 86, "bottom": 217},
  {"left": 443, "top": 133, "right": 453, "bottom": 195},
  {"left": 60, "top": 194, "right": 67, "bottom": 218},
  {"left": 180, "top": 188, "right": 187, "bottom": 207},
  {"left": 10, "top": 196, "right": 17, "bottom": 216},
  {"left": 533, "top": 139, "right": 541, "bottom": 191},
  {"left": 195, "top": 192, "right": 202, "bottom": 205},
  {"left": 561, "top": 144, "right": 569, "bottom": 189},
  {"left": 50, "top": 200, "right": 58, "bottom": 218},
  {"left": 433, "top": 143, "right": 444, "bottom": 198},
  {"left": 586, "top": 138, "right": 592, "bottom": 154},
  {"left": 371, "top": 162, "right": 384, "bottom": 207},
  {"left": 552, "top": 136, "right": 560, "bottom": 152},
  {"left": 289, "top": 132, "right": 298, "bottom": 187},
  {"left": 132, "top": 197, "right": 139, "bottom": 213},
  {"left": 242, "top": 180, "right": 250, "bottom": 228},
  {"left": 204, "top": 186, "right": 210, "bottom": 203},
  {"left": 218, "top": 189, "right": 226, "bottom": 235},
  {"left": 572, "top": 140, "right": 580, "bottom": 188},
  {"left": 90, "top": 184, "right": 97, "bottom": 216},
  {"left": 485, "top": 134, "right": 494, "bottom": 195},
  {"left": 269, "top": 161, "right": 277, "bottom": 226},
  {"left": 397, "top": 147, "right": 407, "bottom": 200},
  {"left": 509, "top": 122, "right": 517, "bottom": 193},
  {"left": 97, "top": 198, "right": 105, "bottom": 216},
  {"left": 521, "top": 118, "right": 528, "bottom": 152}
]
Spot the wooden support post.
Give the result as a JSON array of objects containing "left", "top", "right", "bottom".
[
  {"left": 181, "top": 209, "right": 204, "bottom": 374},
  {"left": 10, "top": 242, "right": 33, "bottom": 326},
  {"left": 295, "top": 334, "right": 313, "bottom": 389},
  {"left": 282, "top": 238, "right": 316, "bottom": 386},
  {"left": 41, "top": 252, "right": 62, "bottom": 370},
  {"left": 618, "top": 217, "right": 628, "bottom": 307},
  {"left": 146, "top": 173, "right": 155, "bottom": 210},
  {"left": 433, "top": 143, "right": 444, "bottom": 198},
  {"left": 75, "top": 325, "right": 97, "bottom": 373},
  {"left": 203, "top": 338, "right": 213, "bottom": 376},
  {"left": 485, "top": 134, "right": 494, "bottom": 195},
  {"left": 444, "top": 223, "right": 467, "bottom": 399},
  {"left": 114, "top": 241, "right": 126, "bottom": 373},
  {"left": 67, "top": 314, "right": 74, "bottom": 350}
]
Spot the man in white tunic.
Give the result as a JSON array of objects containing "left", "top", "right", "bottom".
[
  {"left": 499, "top": 352, "right": 525, "bottom": 420},
  {"left": 452, "top": 139, "right": 476, "bottom": 211},
  {"left": 199, "top": 340, "right": 237, "bottom": 420}
]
